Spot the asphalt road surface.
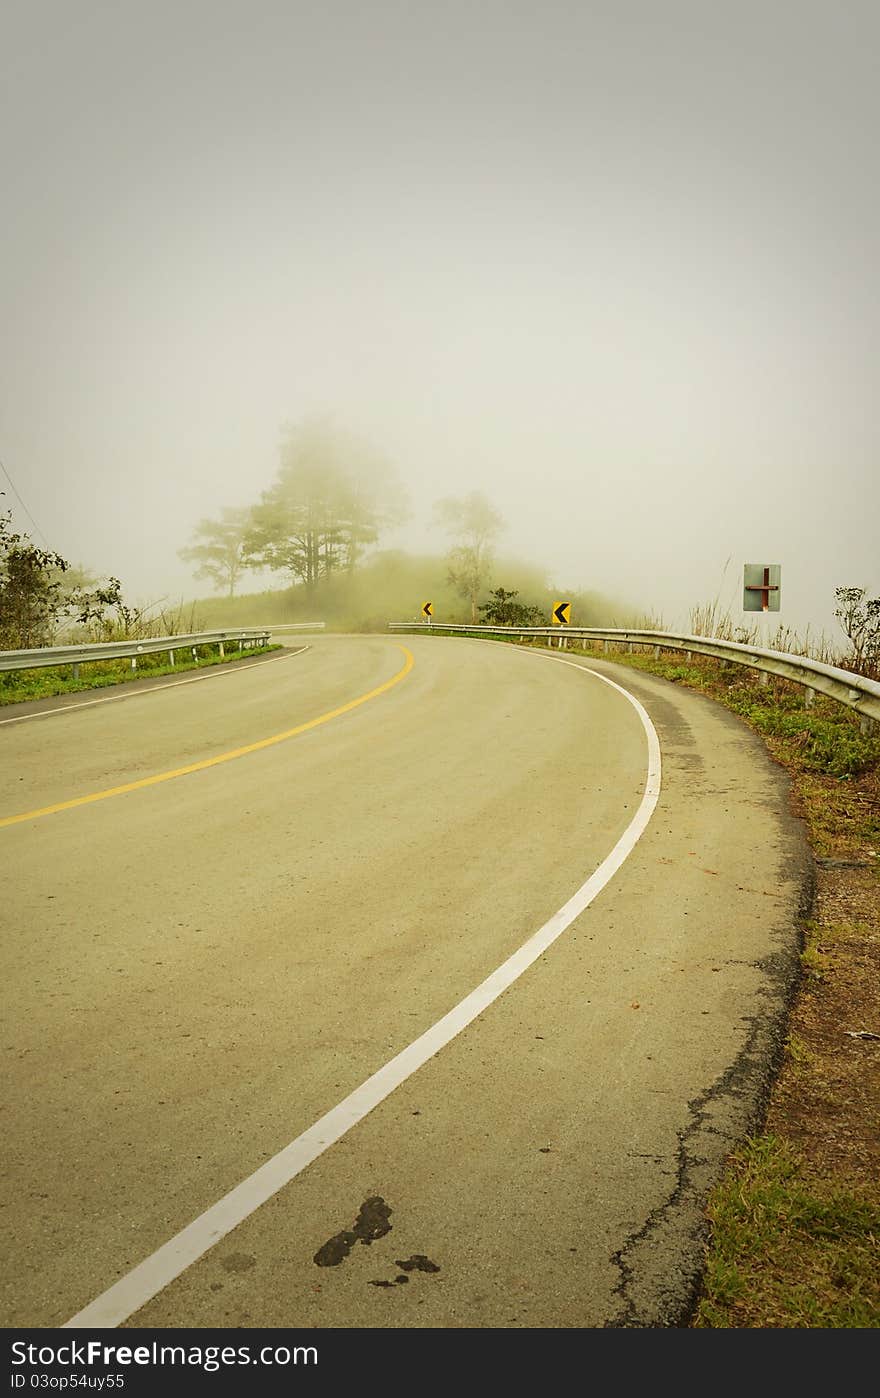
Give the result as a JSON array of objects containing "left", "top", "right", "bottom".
[{"left": 1, "top": 634, "right": 810, "bottom": 1328}]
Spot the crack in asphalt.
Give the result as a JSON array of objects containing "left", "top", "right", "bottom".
[{"left": 604, "top": 947, "right": 805, "bottom": 1328}]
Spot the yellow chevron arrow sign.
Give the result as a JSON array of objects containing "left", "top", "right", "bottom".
[{"left": 552, "top": 601, "right": 571, "bottom": 625}]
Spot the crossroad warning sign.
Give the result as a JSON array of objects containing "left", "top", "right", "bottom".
[{"left": 743, "top": 565, "right": 781, "bottom": 613}]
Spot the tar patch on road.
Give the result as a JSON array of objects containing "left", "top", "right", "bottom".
[
  {"left": 313, "top": 1196, "right": 393, "bottom": 1266},
  {"left": 395, "top": 1255, "right": 440, "bottom": 1273},
  {"left": 314, "top": 1199, "right": 441, "bottom": 1289},
  {"left": 369, "top": 1255, "right": 442, "bottom": 1288}
]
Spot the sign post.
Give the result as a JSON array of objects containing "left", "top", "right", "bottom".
[{"left": 743, "top": 564, "right": 781, "bottom": 668}]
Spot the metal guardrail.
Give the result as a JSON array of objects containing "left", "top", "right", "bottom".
[
  {"left": 0, "top": 623, "right": 326, "bottom": 675},
  {"left": 2, "top": 628, "right": 271, "bottom": 675},
  {"left": 388, "top": 621, "right": 880, "bottom": 728}
]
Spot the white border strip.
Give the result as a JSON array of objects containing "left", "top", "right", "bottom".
[
  {"left": 64, "top": 660, "right": 661, "bottom": 1328},
  {"left": 0, "top": 648, "right": 308, "bottom": 726}
]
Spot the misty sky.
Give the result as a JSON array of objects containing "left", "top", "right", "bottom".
[{"left": 2, "top": 0, "right": 877, "bottom": 637}]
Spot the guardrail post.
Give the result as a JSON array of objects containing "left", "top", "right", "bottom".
[
  {"left": 804, "top": 688, "right": 814, "bottom": 708},
  {"left": 72, "top": 663, "right": 80, "bottom": 680},
  {"left": 219, "top": 641, "right": 225, "bottom": 658},
  {"left": 653, "top": 645, "right": 661, "bottom": 658},
  {"left": 759, "top": 670, "right": 769, "bottom": 686},
  {"left": 130, "top": 656, "right": 137, "bottom": 672},
  {"left": 603, "top": 640, "right": 610, "bottom": 653},
  {"left": 168, "top": 649, "right": 175, "bottom": 666}
]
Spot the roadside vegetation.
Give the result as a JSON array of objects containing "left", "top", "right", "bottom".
[{"left": 0, "top": 507, "right": 281, "bottom": 704}]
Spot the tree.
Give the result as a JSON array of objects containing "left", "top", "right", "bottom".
[
  {"left": 834, "top": 586, "right": 880, "bottom": 677},
  {"left": 179, "top": 505, "right": 253, "bottom": 598},
  {"left": 245, "top": 418, "right": 406, "bottom": 589},
  {"left": 70, "top": 576, "right": 155, "bottom": 640},
  {"left": 0, "top": 509, "right": 71, "bottom": 648},
  {"left": 478, "top": 586, "right": 544, "bottom": 627},
  {"left": 433, "top": 491, "right": 503, "bottom": 622}
]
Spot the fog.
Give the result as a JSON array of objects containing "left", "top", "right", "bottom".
[{"left": 2, "top": 0, "right": 877, "bottom": 640}]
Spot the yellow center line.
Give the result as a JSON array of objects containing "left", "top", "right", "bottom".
[{"left": 1, "top": 645, "right": 415, "bottom": 830}]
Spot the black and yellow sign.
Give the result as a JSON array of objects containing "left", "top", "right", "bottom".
[
  {"left": 421, "top": 601, "right": 433, "bottom": 620},
  {"left": 552, "top": 601, "right": 571, "bottom": 626}
]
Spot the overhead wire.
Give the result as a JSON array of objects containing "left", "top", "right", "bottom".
[{"left": 0, "top": 455, "right": 51, "bottom": 547}]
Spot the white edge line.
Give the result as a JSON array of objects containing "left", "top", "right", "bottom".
[
  {"left": 0, "top": 648, "right": 309, "bottom": 725},
  {"left": 63, "top": 659, "right": 661, "bottom": 1329}
]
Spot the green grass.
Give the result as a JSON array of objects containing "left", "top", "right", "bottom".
[
  {"left": 0, "top": 643, "right": 282, "bottom": 706},
  {"left": 693, "top": 1137, "right": 880, "bottom": 1327}
]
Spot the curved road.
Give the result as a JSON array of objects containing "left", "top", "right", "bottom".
[{"left": 0, "top": 635, "right": 809, "bottom": 1328}]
